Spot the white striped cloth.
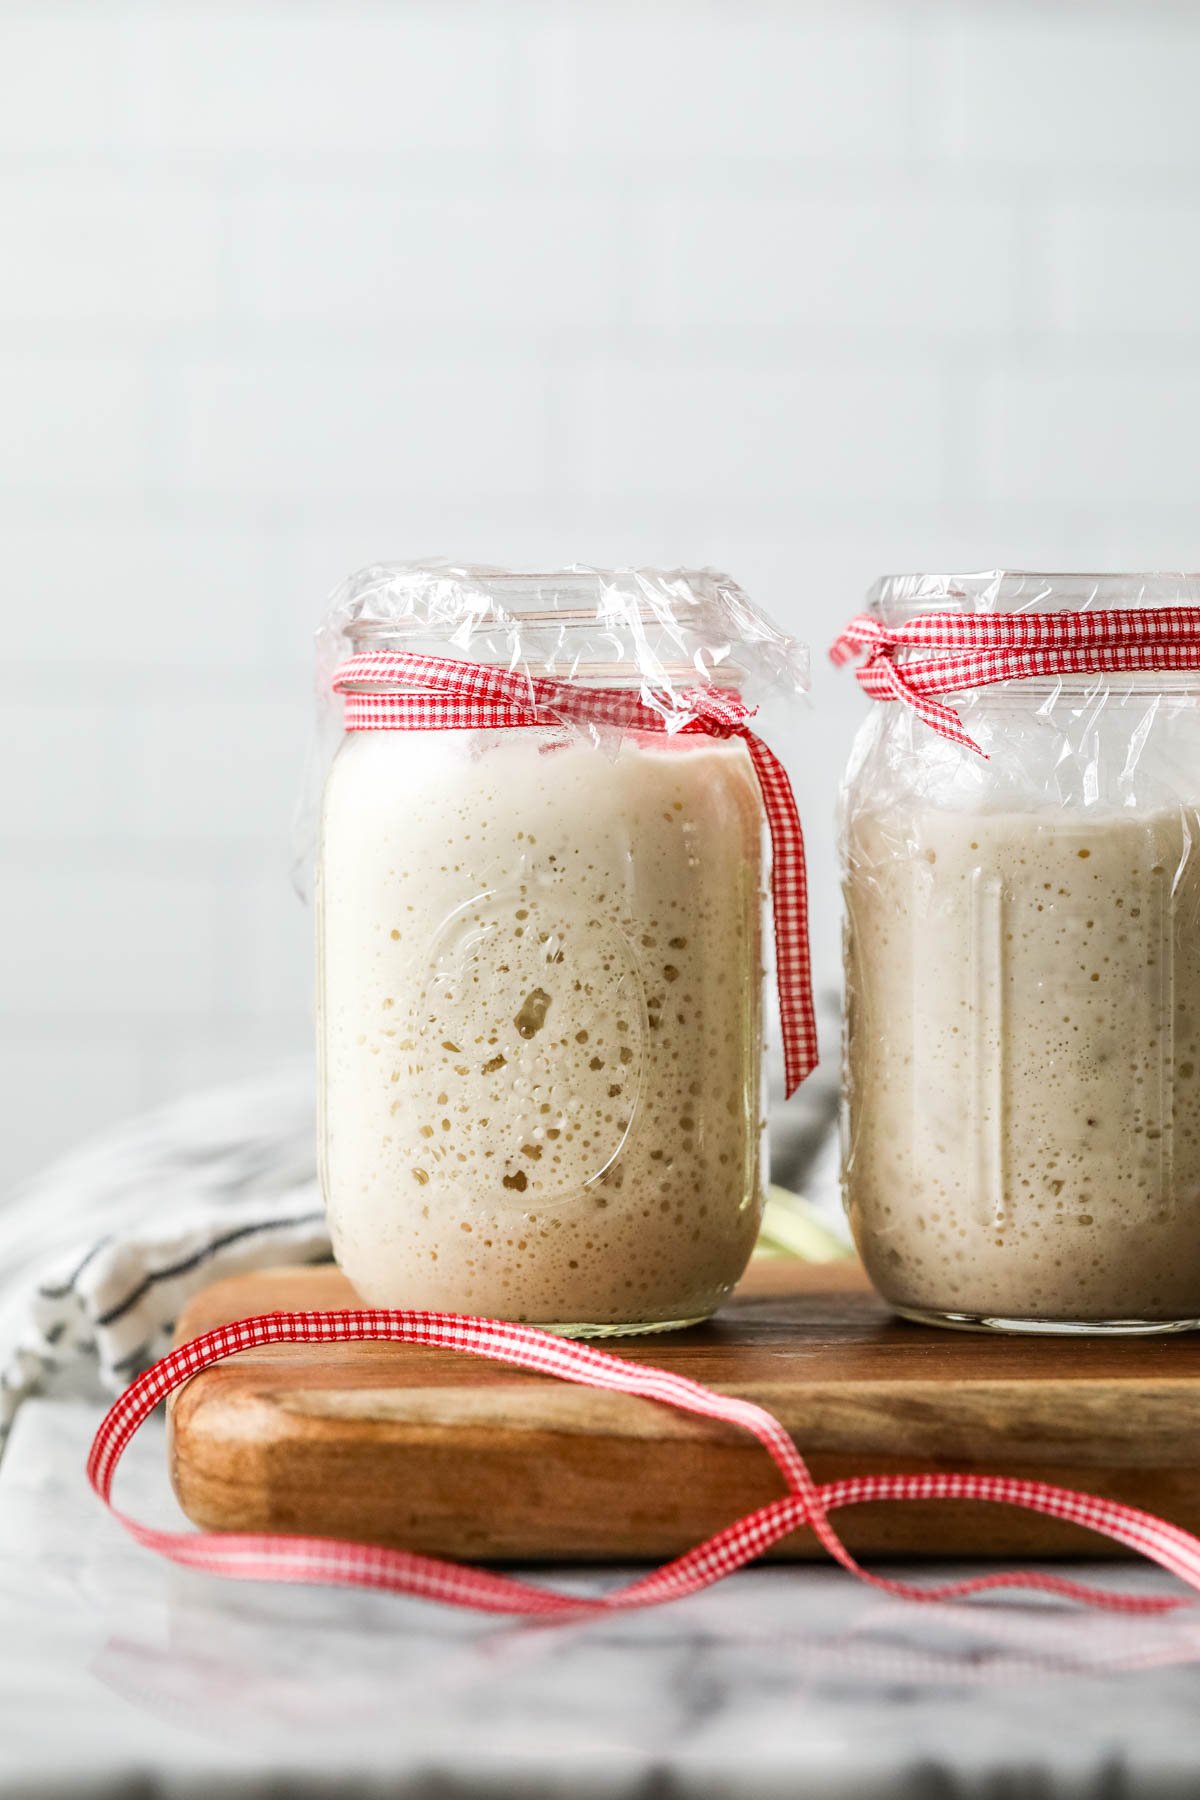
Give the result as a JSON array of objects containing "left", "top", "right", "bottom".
[{"left": 0, "top": 1064, "right": 329, "bottom": 1447}]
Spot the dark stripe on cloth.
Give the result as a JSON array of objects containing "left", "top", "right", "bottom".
[
  {"left": 94, "top": 1212, "right": 327, "bottom": 1329},
  {"left": 37, "top": 1235, "right": 113, "bottom": 1301}
]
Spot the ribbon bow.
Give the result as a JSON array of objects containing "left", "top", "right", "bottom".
[
  {"left": 332, "top": 651, "right": 817, "bottom": 1092},
  {"left": 830, "top": 608, "right": 1200, "bottom": 756}
]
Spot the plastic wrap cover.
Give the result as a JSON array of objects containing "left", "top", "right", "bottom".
[
  {"left": 297, "top": 561, "right": 808, "bottom": 892},
  {"left": 844, "top": 571, "right": 1200, "bottom": 817},
  {"left": 317, "top": 561, "right": 807, "bottom": 705}
]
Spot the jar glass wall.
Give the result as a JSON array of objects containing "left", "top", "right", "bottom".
[
  {"left": 314, "top": 566, "right": 808, "bottom": 1335},
  {"left": 840, "top": 573, "right": 1200, "bottom": 1334}
]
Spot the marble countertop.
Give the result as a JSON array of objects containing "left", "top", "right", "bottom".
[{"left": 4, "top": 1401, "right": 1200, "bottom": 1798}]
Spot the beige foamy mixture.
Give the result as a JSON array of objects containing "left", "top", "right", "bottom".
[
  {"left": 317, "top": 727, "right": 765, "bottom": 1328},
  {"left": 844, "top": 805, "right": 1200, "bottom": 1322}
]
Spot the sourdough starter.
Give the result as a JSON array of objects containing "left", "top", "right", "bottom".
[
  {"left": 318, "top": 726, "right": 765, "bottom": 1329},
  {"left": 844, "top": 805, "right": 1200, "bottom": 1323}
]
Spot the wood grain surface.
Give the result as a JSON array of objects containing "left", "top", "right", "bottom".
[{"left": 168, "top": 1260, "right": 1200, "bottom": 1561}]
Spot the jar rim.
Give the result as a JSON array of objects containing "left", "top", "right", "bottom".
[
  {"left": 345, "top": 573, "right": 674, "bottom": 639},
  {"left": 868, "top": 570, "right": 1200, "bottom": 623},
  {"left": 341, "top": 567, "right": 760, "bottom": 641},
  {"left": 321, "top": 561, "right": 809, "bottom": 700},
  {"left": 336, "top": 659, "right": 744, "bottom": 692}
]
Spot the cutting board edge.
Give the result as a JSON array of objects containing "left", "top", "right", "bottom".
[{"left": 166, "top": 1262, "right": 1200, "bottom": 1563}]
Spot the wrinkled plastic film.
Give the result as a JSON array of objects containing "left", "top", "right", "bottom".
[{"left": 296, "top": 562, "right": 809, "bottom": 895}]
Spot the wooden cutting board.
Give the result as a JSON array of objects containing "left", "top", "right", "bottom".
[{"left": 168, "top": 1260, "right": 1200, "bottom": 1561}]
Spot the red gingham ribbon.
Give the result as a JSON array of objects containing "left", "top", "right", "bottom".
[
  {"left": 90, "top": 1307, "right": 1200, "bottom": 1616},
  {"left": 331, "top": 650, "right": 817, "bottom": 1094},
  {"left": 830, "top": 607, "right": 1200, "bottom": 755}
]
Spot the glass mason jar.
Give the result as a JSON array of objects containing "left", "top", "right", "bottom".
[
  {"left": 841, "top": 572, "right": 1200, "bottom": 1335},
  {"left": 316, "top": 565, "right": 807, "bottom": 1335}
]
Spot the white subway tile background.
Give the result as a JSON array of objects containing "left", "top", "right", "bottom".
[{"left": 4, "top": 0, "right": 1200, "bottom": 1187}]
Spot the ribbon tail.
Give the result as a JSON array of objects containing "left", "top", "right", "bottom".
[
  {"left": 869, "top": 658, "right": 988, "bottom": 759},
  {"left": 740, "top": 732, "right": 818, "bottom": 1094},
  {"left": 828, "top": 613, "right": 884, "bottom": 669},
  {"left": 91, "top": 1304, "right": 1200, "bottom": 1618}
]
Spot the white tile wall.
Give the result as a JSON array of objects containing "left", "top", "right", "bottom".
[
  {"left": 165, "top": 355, "right": 551, "bottom": 504},
  {"left": 1043, "top": 195, "right": 1200, "bottom": 336},
  {"left": 0, "top": 17, "right": 131, "bottom": 151},
  {"left": 132, "top": 14, "right": 516, "bottom": 154},
  {"left": 929, "top": 12, "right": 1200, "bottom": 170},
  {"left": 976, "top": 366, "right": 1200, "bottom": 507},
  {"left": 4, "top": 522, "right": 276, "bottom": 669},
  {"left": 0, "top": 353, "right": 147, "bottom": 495},
  {"left": 0, "top": 168, "right": 227, "bottom": 325},
  {"left": 527, "top": 12, "right": 915, "bottom": 158},
  {"left": 234, "top": 173, "right": 629, "bottom": 331},
  {"left": 634, "top": 180, "right": 1023, "bottom": 335},
  {"left": 5, "top": 864, "right": 225, "bottom": 1020},
  {"left": 557, "top": 361, "right": 947, "bottom": 504},
  {"left": 3, "top": 0, "right": 1200, "bottom": 1187}
]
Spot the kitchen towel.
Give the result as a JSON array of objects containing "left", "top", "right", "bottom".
[{"left": 0, "top": 1065, "right": 327, "bottom": 1446}]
